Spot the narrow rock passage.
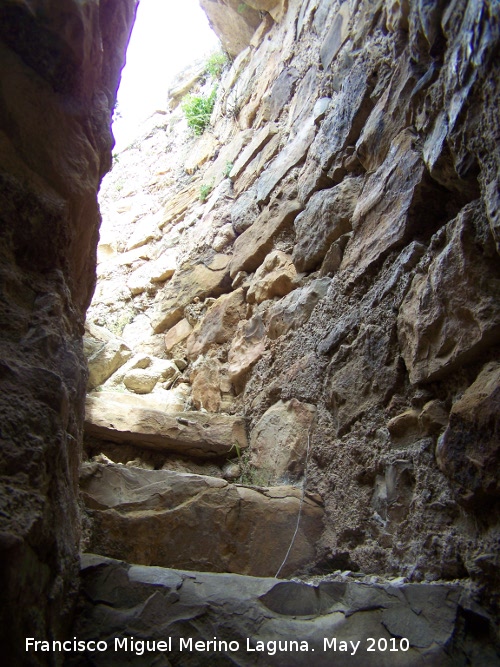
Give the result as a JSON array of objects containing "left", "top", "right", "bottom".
[{"left": 76, "top": 0, "right": 500, "bottom": 664}]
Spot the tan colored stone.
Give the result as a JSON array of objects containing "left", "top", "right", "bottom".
[
  {"left": 86, "top": 337, "right": 132, "bottom": 391},
  {"left": 151, "top": 253, "right": 231, "bottom": 333},
  {"left": 228, "top": 315, "right": 267, "bottom": 392},
  {"left": 292, "top": 177, "right": 362, "bottom": 272},
  {"left": 84, "top": 393, "right": 247, "bottom": 458},
  {"left": 125, "top": 213, "right": 161, "bottom": 251},
  {"left": 398, "top": 203, "right": 500, "bottom": 384},
  {"left": 250, "top": 399, "right": 316, "bottom": 481},
  {"left": 387, "top": 409, "right": 423, "bottom": 446},
  {"left": 202, "top": 129, "right": 253, "bottom": 189},
  {"left": 184, "top": 133, "right": 219, "bottom": 174},
  {"left": 229, "top": 198, "right": 302, "bottom": 278},
  {"left": 127, "top": 249, "right": 177, "bottom": 296},
  {"left": 256, "top": 118, "right": 316, "bottom": 203},
  {"left": 419, "top": 400, "right": 449, "bottom": 436},
  {"left": 190, "top": 359, "right": 222, "bottom": 413},
  {"left": 164, "top": 318, "right": 193, "bottom": 352},
  {"left": 123, "top": 369, "right": 158, "bottom": 394},
  {"left": 267, "top": 278, "right": 331, "bottom": 339},
  {"left": 233, "top": 133, "right": 281, "bottom": 196},
  {"left": 87, "top": 389, "right": 188, "bottom": 416},
  {"left": 186, "top": 289, "right": 246, "bottom": 359},
  {"left": 212, "top": 223, "right": 236, "bottom": 252},
  {"left": 230, "top": 123, "right": 279, "bottom": 180},
  {"left": 160, "top": 184, "right": 199, "bottom": 230},
  {"left": 81, "top": 463, "right": 323, "bottom": 577},
  {"left": 247, "top": 250, "right": 298, "bottom": 304},
  {"left": 340, "top": 130, "right": 425, "bottom": 282},
  {"left": 199, "top": 0, "right": 262, "bottom": 57}
]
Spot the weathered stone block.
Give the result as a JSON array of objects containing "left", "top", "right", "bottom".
[
  {"left": 436, "top": 362, "right": 500, "bottom": 507},
  {"left": 292, "top": 177, "right": 362, "bottom": 272},
  {"left": 80, "top": 463, "right": 323, "bottom": 577},
  {"left": 398, "top": 203, "right": 500, "bottom": 384},
  {"left": 85, "top": 393, "right": 247, "bottom": 458}
]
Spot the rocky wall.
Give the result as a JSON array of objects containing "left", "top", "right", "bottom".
[
  {"left": 0, "top": 0, "right": 137, "bottom": 663},
  {"left": 86, "top": 0, "right": 499, "bottom": 626}
]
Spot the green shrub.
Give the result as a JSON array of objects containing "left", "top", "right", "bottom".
[
  {"left": 205, "top": 51, "right": 229, "bottom": 80},
  {"left": 224, "top": 161, "right": 234, "bottom": 178},
  {"left": 182, "top": 87, "right": 217, "bottom": 135},
  {"left": 199, "top": 181, "right": 214, "bottom": 202}
]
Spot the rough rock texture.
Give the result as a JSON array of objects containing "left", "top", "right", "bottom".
[
  {"left": 0, "top": 0, "right": 137, "bottom": 662},
  {"left": 81, "top": 0, "right": 500, "bottom": 650},
  {"left": 199, "top": 0, "right": 262, "bottom": 56},
  {"left": 81, "top": 463, "right": 323, "bottom": 577},
  {"left": 437, "top": 361, "right": 500, "bottom": 509},
  {"left": 85, "top": 393, "right": 247, "bottom": 457},
  {"left": 250, "top": 399, "right": 316, "bottom": 482},
  {"left": 69, "top": 554, "right": 499, "bottom": 667}
]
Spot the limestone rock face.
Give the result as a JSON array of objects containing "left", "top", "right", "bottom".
[
  {"left": 250, "top": 399, "right": 317, "bottom": 482},
  {"left": 85, "top": 331, "right": 132, "bottom": 390},
  {"left": 267, "top": 278, "right": 331, "bottom": 340},
  {"left": 186, "top": 289, "right": 247, "bottom": 358},
  {"left": 199, "top": 0, "right": 262, "bottom": 56},
  {"left": 71, "top": 555, "right": 499, "bottom": 667},
  {"left": 228, "top": 314, "right": 267, "bottom": 391},
  {"left": 81, "top": 463, "right": 324, "bottom": 577},
  {"left": 437, "top": 362, "right": 500, "bottom": 508},
  {"left": 85, "top": 392, "right": 247, "bottom": 458},
  {"left": 229, "top": 197, "right": 303, "bottom": 278},
  {"left": 247, "top": 250, "right": 298, "bottom": 304},
  {"left": 78, "top": 0, "right": 500, "bottom": 638},
  {"left": 0, "top": 0, "right": 136, "bottom": 659},
  {"left": 398, "top": 203, "right": 500, "bottom": 384},
  {"left": 293, "top": 177, "right": 362, "bottom": 272},
  {"left": 152, "top": 253, "right": 231, "bottom": 333}
]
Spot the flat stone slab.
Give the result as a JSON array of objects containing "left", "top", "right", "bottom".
[
  {"left": 68, "top": 554, "right": 499, "bottom": 667},
  {"left": 80, "top": 463, "right": 324, "bottom": 577},
  {"left": 84, "top": 393, "right": 247, "bottom": 458}
]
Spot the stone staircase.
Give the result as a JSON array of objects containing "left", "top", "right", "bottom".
[
  {"left": 81, "top": 391, "right": 323, "bottom": 579},
  {"left": 76, "top": 395, "right": 498, "bottom": 667}
]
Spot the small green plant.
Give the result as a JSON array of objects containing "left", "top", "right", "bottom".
[
  {"left": 224, "top": 160, "right": 234, "bottom": 178},
  {"left": 199, "top": 181, "right": 214, "bottom": 202},
  {"left": 205, "top": 51, "right": 229, "bottom": 80},
  {"left": 231, "top": 446, "right": 275, "bottom": 487},
  {"left": 237, "top": 2, "right": 248, "bottom": 14},
  {"left": 182, "top": 87, "right": 217, "bottom": 135}
]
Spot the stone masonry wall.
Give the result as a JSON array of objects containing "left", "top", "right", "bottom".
[
  {"left": 0, "top": 1, "right": 137, "bottom": 663},
  {"left": 87, "top": 0, "right": 500, "bottom": 619}
]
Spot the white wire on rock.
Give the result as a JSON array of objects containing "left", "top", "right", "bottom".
[{"left": 274, "top": 418, "right": 314, "bottom": 579}]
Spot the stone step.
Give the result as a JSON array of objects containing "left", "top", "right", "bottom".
[
  {"left": 84, "top": 392, "right": 247, "bottom": 458},
  {"left": 67, "top": 554, "right": 498, "bottom": 667},
  {"left": 80, "top": 462, "right": 323, "bottom": 579}
]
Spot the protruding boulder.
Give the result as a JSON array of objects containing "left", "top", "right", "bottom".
[
  {"left": 247, "top": 251, "right": 298, "bottom": 304},
  {"left": 152, "top": 253, "right": 231, "bottom": 333},
  {"left": 436, "top": 362, "right": 500, "bottom": 508},
  {"left": 250, "top": 399, "right": 317, "bottom": 482},
  {"left": 186, "top": 289, "right": 246, "bottom": 359},
  {"left": 84, "top": 392, "right": 247, "bottom": 458},
  {"left": 398, "top": 203, "right": 500, "bottom": 384},
  {"left": 199, "top": 0, "right": 262, "bottom": 57}
]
